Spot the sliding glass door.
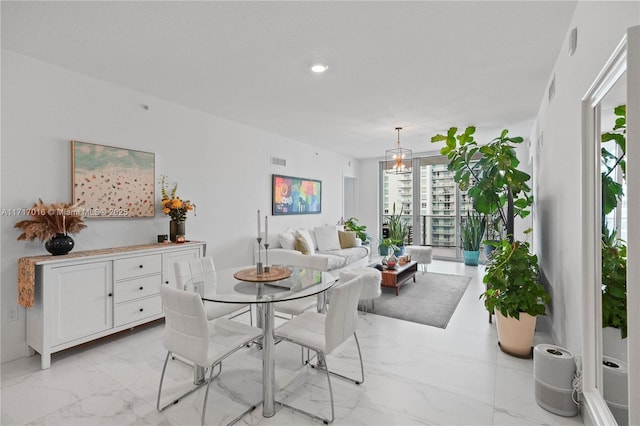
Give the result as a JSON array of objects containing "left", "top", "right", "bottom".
[{"left": 380, "top": 156, "right": 475, "bottom": 261}]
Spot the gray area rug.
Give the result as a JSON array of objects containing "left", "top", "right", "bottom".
[{"left": 368, "top": 272, "right": 472, "bottom": 329}]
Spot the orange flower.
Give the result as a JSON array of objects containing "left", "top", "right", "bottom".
[{"left": 159, "top": 175, "right": 195, "bottom": 222}]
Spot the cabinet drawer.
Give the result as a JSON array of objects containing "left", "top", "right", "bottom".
[
  {"left": 114, "top": 254, "right": 162, "bottom": 280},
  {"left": 114, "top": 274, "right": 161, "bottom": 303},
  {"left": 114, "top": 295, "right": 162, "bottom": 327}
]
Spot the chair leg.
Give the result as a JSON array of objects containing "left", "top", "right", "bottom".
[
  {"left": 310, "top": 333, "right": 364, "bottom": 385},
  {"left": 200, "top": 360, "right": 256, "bottom": 426},
  {"left": 277, "top": 348, "right": 334, "bottom": 424},
  {"left": 201, "top": 360, "right": 217, "bottom": 426},
  {"left": 156, "top": 352, "right": 171, "bottom": 411},
  {"left": 158, "top": 352, "right": 211, "bottom": 412},
  {"left": 323, "top": 356, "right": 335, "bottom": 424},
  {"left": 353, "top": 332, "right": 365, "bottom": 385}
]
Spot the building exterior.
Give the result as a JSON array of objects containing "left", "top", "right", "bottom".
[{"left": 382, "top": 162, "right": 473, "bottom": 251}]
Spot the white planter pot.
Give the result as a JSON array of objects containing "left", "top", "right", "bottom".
[{"left": 495, "top": 310, "right": 537, "bottom": 357}]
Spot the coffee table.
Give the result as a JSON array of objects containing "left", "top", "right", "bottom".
[{"left": 380, "top": 260, "right": 418, "bottom": 295}]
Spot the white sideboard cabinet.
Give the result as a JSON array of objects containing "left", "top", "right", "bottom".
[{"left": 25, "top": 241, "right": 205, "bottom": 369}]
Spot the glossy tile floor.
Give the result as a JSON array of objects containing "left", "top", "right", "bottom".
[{"left": 1, "top": 260, "right": 585, "bottom": 425}]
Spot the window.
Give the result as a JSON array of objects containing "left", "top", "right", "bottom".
[{"left": 380, "top": 155, "right": 479, "bottom": 260}]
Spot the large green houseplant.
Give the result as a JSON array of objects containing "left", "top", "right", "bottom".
[
  {"left": 344, "top": 217, "right": 370, "bottom": 244},
  {"left": 601, "top": 225, "right": 627, "bottom": 338},
  {"left": 601, "top": 105, "right": 627, "bottom": 339},
  {"left": 480, "top": 230, "right": 550, "bottom": 356},
  {"left": 460, "top": 211, "right": 486, "bottom": 266},
  {"left": 431, "top": 126, "right": 533, "bottom": 242},
  {"left": 385, "top": 203, "right": 409, "bottom": 255}
]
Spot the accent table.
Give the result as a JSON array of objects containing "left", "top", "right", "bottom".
[
  {"left": 380, "top": 260, "right": 418, "bottom": 296},
  {"left": 201, "top": 266, "right": 337, "bottom": 418}
]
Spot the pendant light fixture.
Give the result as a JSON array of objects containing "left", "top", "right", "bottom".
[{"left": 385, "top": 127, "right": 412, "bottom": 174}]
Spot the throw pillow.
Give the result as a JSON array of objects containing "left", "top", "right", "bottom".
[
  {"left": 278, "top": 228, "right": 296, "bottom": 250},
  {"left": 296, "top": 229, "right": 316, "bottom": 255},
  {"left": 314, "top": 226, "right": 341, "bottom": 251},
  {"left": 294, "top": 236, "right": 311, "bottom": 254},
  {"left": 338, "top": 230, "right": 357, "bottom": 248}
]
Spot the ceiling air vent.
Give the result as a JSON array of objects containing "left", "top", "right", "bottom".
[{"left": 271, "top": 156, "right": 286, "bottom": 167}]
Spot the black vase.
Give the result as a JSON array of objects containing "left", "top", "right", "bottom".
[
  {"left": 45, "top": 234, "right": 74, "bottom": 255},
  {"left": 169, "top": 220, "right": 186, "bottom": 242}
]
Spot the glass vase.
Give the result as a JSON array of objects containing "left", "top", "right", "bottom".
[{"left": 169, "top": 220, "right": 186, "bottom": 242}]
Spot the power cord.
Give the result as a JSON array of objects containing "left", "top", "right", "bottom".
[{"left": 572, "top": 361, "right": 583, "bottom": 406}]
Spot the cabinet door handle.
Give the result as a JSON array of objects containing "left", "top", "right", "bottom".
[
  {"left": 108, "top": 293, "right": 113, "bottom": 297},
  {"left": 165, "top": 280, "right": 169, "bottom": 284},
  {"left": 139, "top": 308, "right": 144, "bottom": 312},
  {"left": 139, "top": 286, "right": 144, "bottom": 290},
  {"left": 139, "top": 265, "right": 144, "bottom": 268}
]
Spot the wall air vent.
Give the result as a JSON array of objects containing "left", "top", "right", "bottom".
[
  {"left": 271, "top": 156, "right": 287, "bottom": 167},
  {"left": 548, "top": 75, "right": 556, "bottom": 104}
]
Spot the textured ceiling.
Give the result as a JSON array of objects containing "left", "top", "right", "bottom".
[{"left": 1, "top": 1, "right": 578, "bottom": 159}]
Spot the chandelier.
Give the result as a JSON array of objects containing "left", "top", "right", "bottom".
[{"left": 385, "top": 127, "right": 412, "bottom": 174}]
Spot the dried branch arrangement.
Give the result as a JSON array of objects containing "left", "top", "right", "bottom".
[{"left": 15, "top": 199, "right": 87, "bottom": 242}]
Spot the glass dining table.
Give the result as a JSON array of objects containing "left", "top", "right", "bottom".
[{"left": 200, "top": 265, "right": 337, "bottom": 418}]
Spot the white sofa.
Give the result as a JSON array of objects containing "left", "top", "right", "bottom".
[{"left": 254, "top": 226, "right": 370, "bottom": 273}]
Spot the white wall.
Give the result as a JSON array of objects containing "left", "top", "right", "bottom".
[
  {"left": 0, "top": 50, "right": 356, "bottom": 363},
  {"left": 356, "top": 157, "right": 381, "bottom": 247},
  {"left": 532, "top": 2, "right": 639, "bottom": 353}
]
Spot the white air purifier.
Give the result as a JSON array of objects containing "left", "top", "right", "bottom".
[
  {"left": 603, "top": 356, "right": 628, "bottom": 426},
  {"left": 533, "top": 344, "right": 579, "bottom": 416}
]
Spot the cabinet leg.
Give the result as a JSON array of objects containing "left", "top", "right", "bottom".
[{"left": 41, "top": 352, "right": 51, "bottom": 369}]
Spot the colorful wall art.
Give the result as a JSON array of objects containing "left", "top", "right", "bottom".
[
  {"left": 71, "top": 140, "right": 155, "bottom": 218},
  {"left": 272, "top": 174, "right": 322, "bottom": 215}
]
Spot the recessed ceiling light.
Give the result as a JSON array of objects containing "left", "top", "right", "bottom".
[{"left": 311, "top": 64, "right": 328, "bottom": 73}]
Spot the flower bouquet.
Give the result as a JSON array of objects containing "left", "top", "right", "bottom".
[{"left": 160, "top": 175, "right": 195, "bottom": 241}]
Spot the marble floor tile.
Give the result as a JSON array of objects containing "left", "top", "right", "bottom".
[{"left": 1, "top": 260, "right": 584, "bottom": 425}]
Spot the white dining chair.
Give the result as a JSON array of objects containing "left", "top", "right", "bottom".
[
  {"left": 157, "top": 285, "right": 262, "bottom": 426},
  {"left": 274, "top": 276, "right": 365, "bottom": 424},
  {"left": 174, "top": 257, "right": 252, "bottom": 325}
]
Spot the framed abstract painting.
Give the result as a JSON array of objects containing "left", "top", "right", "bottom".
[
  {"left": 71, "top": 140, "right": 155, "bottom": 218},
  {"left": 272, "top": 174, "right": 321, "bottom": 215}
]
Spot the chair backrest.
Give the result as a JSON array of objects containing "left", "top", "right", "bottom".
[
  {"left": 174, "top": 256, "right": 217, "bottom": 294},
  {"left": 159, "top": 284, "right": 210, "bottom": 365},
  {"left": 325, "top": 276, "right": 363, "bottom": 353}
]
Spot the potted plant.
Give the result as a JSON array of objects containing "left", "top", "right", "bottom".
[
  {"left": 431, "top": 126, "right": 533, "bottom": 242},
  {"left": 460, "top": 211, "right": 486, "bottom": 266},
  {"left": 480, "top": 229, "right": 551, "bottom": 357},
  {"left": 601, "top": 225, "right": 627, "bottom": 338},
  {"left": 483, "top": 212, "right": 503, "bottom": 257},
  {"left": 385, "top": 203, "right": 409, "bottom": 255},
  {"left": 600, "top": 105, "right": 627, "bottom": 345},
  {"left": 160, "top": 175, "right": 196, "bottom": 242},
  {"left": 377, "top": 237, "right": 398, "bottom": 257},
  {"left": 344, "top": 217, "right": 370, "bottom": 244},
  {"left": 14, "top": 199, "right": 87, "bottom": 255}
]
